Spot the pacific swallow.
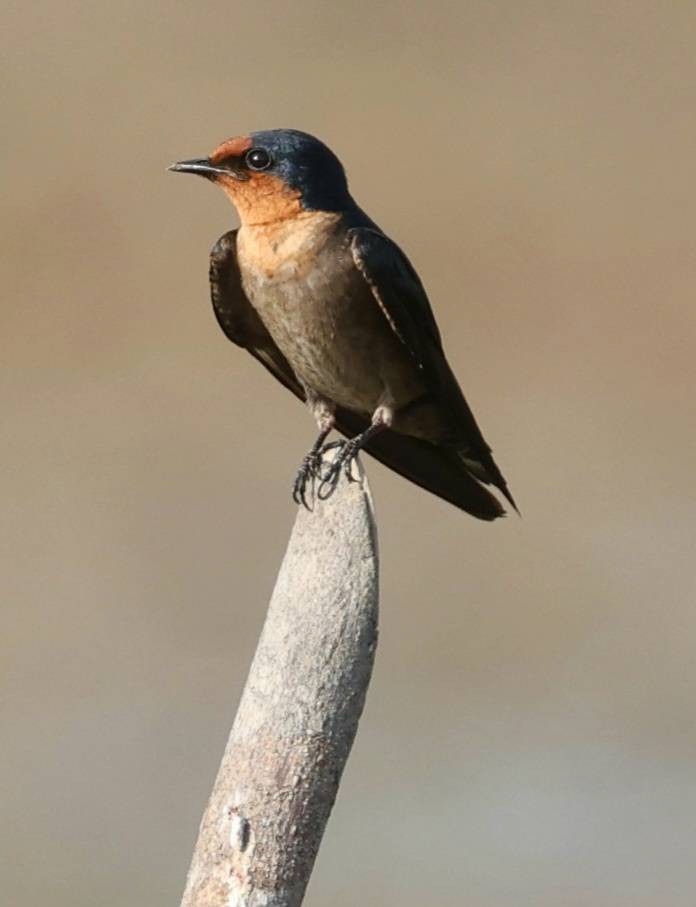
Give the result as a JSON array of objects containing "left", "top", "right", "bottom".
[{"left": 169, "top": 129, "right": 517, "bottom": 520}]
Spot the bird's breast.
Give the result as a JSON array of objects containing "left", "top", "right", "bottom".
[
  {"left": 236, "top": 215, "right": 423, "bottom": 413},
  {"left": 237, "top": 212, "right": 341, "bottom": 279}
]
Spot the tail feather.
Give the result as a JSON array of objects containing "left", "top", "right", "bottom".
[
  {"left": 334, "top": 408, "right": 506, "bottom": 520},
  {"left": 459, "top": 451, "right": 519, "bottom": 516}
]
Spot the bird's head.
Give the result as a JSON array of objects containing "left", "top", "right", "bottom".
[{"left": 169, "top": 129, "right": 352, "bottom": 226}]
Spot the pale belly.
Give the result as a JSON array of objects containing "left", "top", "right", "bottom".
[{"left": 240, "top": 237, "right": 424, "bottom": 415}]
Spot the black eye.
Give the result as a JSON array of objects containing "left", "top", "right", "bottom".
[{"left": 245, "top": 147, "right": 272, "bottom": 171}]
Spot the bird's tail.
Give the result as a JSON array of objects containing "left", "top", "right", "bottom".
[{"left": 335, "top": 410, "right": 506, "bottom": 520}]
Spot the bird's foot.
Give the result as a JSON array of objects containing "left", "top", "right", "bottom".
[
  {"left": 292, "top": 448, "right": 325, "bottom": 509},
  {"left": 316, "top": 439, "right": 361, "bottom": 500}
]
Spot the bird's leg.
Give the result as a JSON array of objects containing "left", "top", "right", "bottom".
[
  {"left": 292, "top": 393, "right": 336, "bottom": 509},
  {"left": 317, "top": 404, "right": 393, "bottom": 500}
]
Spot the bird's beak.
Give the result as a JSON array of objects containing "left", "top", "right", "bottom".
[
  {"left": 167, "top": 158, "right": 247, "bottom": 180},
  {"left": 168, "top": 158, "right": 221, "bottom": 178}
]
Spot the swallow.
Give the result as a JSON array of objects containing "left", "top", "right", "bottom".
[{"left": 169, "top": 129, "right": 517, "bottom": 520}]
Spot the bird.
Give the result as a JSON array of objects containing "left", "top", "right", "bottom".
[{"left": 169, "top": 129, "right": 516, "bottom": 520}]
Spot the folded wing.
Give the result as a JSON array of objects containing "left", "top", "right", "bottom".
[{"left": 349, "top": 227, "right": 517, "bottom": 513}]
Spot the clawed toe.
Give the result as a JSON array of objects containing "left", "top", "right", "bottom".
[
  {"left": 316, "top": 440, "right": 359, "bottom": 500},
  {"left": 292, "top": 452, "right": 323, "bottom": 509},
  {"left": 292, "top": 436, "right": 364, "bottom": 507}
]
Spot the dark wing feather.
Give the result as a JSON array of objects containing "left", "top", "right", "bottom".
[
  {"left": 209, "top": 230, "right": 505, "bottom": 519},
  {"left": 210, "top": 230, "right": 306, "bottom": 400},
  {"left": 349, "top": 227, "right": 517, "bottom": 513}
]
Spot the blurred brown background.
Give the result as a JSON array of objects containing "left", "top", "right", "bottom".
[{"left": 3, "top": 2, "right": 696, "bottom": 904}]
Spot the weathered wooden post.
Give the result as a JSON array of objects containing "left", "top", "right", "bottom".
[{"left": 181, "top": 461, "right": 379, "bottom": 906}]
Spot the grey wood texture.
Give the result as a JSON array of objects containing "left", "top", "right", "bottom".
[{"left": 181, "top": 463, "right": 379, "bottom": 907}]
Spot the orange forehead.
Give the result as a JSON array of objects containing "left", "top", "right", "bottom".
[{"left": 209, "top": 135, "right": 252, "bottom": 163}]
